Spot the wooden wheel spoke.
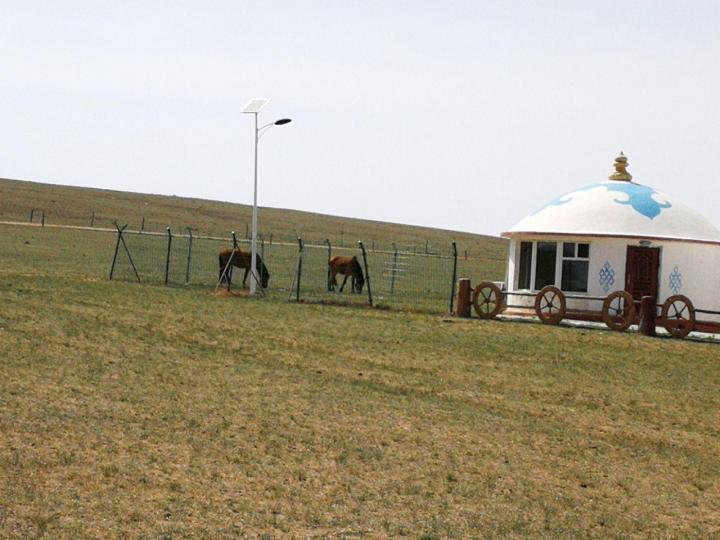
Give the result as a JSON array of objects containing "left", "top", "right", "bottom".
[
  {"left": 603, "top": 291, "right": 635, "bottom": 332},
  {"left": 662, "top": 295, "right": 695, "bottom": 339},
  {"left": 535, "top": 286, "right": 565, "bottom": 325},
  {"left": 473, "top": 282, "right": 503, "bottom": 320}
]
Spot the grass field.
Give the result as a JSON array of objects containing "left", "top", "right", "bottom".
[
  {"left": 2, "top": 220, "right": 720, "bottom": 536},
  {"left": 1, "top": 177, "right": 507, "bottom": 314},
  {"left": 0, "top": 177, "right": 506, "bottom": 314},
  {"left": 0, "top": 177, "right": 507, "bottom": 260}
]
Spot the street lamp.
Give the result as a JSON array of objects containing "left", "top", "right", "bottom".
[{"left": 241, "top": 98, "right": 292, "bottom": 294}]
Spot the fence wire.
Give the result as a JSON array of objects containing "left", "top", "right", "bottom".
[
  {"left": 109, "top": 229, "right": 302, "bottom": 297},
  {"left": 369, "top": 246, "right": 456, "bottom": 313},
  {"left": 295, "top": 243, "right": 369, "bottom": 306},
  {"left": 292, "top": 242, "right": 469, "bottom": 314},
  {"left": 108, "top": 227, "right": 506, "bottom": 314}
]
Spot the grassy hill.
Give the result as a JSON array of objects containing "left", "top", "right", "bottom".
[
  {"left": 0, "top": 177, "right": 507, "bottom": 258},
  {"left": 1, "top": 223, "right": 719, "bottom": 537},
  {"left": 0, "top": 177, "right": 508, "bottom": 314},
  {"left": 1, "top": 179, "right": 718, "bottom": 536}
]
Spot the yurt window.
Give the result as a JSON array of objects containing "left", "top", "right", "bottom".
[
  {"left": 517, "top": 241, "right": 533, "bottom": 289},
  {"left": 534, "top": 242, "right": 557, "bottom": 290},
  {"left": 561, "top": 242, "right": 590, "bottom": 292}
]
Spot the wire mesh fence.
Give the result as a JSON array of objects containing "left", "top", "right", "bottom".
[
  {"left": 106, "top": 226, "right": 506, "bottom": 314},
  {"left": 369, "top": 245, "right": 457, "bottom": 312},
  {"left": 0, "top": 203, "right": 148, "bottom": 231},
  {"left": 289, "top": 242, "right": 455, "bottom": 312},
  {"left": 0, "top": 197, "right": 504, "bottom": 260},
  {"left": 109, "top": 227, "right": 302, "bottom": 298}
]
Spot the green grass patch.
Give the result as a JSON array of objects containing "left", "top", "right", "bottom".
[{"left": 1, "top": 225, "right": 719, "bottom": 537}]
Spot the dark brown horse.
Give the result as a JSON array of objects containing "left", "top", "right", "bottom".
[
  {"left": 218, "top": 248, "right": 270, "bottom": 289},
  {"left": 328, "top": 256, "right": 365, "bottom": 293}
]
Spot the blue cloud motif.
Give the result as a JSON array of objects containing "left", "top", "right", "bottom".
[
  {"left": 532, "top": 192, "right": 575, "bottom": 214},
  {"left": 533, "top": 182, "right": 672, "bottom": 220},
  {"left": 604, "top": 182, "right": 671, "bottom": 220}
]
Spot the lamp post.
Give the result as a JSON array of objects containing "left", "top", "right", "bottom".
[{"left": 241, "top": 98, "right": 292, "bottom": 294}]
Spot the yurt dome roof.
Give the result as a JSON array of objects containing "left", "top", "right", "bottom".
[{"left": 503, "top": 153, "right": 720, "bottom": 244}]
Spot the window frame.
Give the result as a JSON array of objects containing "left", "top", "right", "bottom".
[
  {"left": 514, "top": 239, "right": 592, "bottom": 293},
  {"left": 560, "top": 242, "right": 590, "bottom": 293},
  {"left": 516, "top": 241, "right": 533, "bottom": 290},
  {"left": 534, "top": 241, "right": 558, "bottom": 291}
]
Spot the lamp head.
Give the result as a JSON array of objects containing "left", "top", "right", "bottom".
[{"left": 274, "top": 118, "right": 292, "bottom": 126}]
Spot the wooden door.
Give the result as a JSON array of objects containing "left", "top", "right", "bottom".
[{"left": 625, "top": 246, "right": 660, "bottom": 302}]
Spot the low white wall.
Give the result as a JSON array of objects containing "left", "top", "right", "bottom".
[
  {"left": 504, "top": 235, "right": 720, "bottom": 321},
  {"left": 660, "top": 242, "right": 720, "bottom": 321}
]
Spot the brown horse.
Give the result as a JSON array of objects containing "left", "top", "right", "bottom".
[
  {"left": 218, "top": 248, "right": 270, "bottom": 289},
  {"left": 328, "top": 256, "right": 365, "bottom": 293}
]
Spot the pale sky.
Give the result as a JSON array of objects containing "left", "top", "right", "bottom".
[{"left": 2, "top": 1, "right": 719, "bottom": 236}]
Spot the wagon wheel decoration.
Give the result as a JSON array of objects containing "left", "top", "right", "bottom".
[
  {"left": 602, "top": 290, "right": 636, "bottom": 332},
  {"left": 661, "top": 295, "right": 695, "bottom": 339},
  {"left": 534, "top": 286, "right": 566, "bottom": 325},
  {"left": 472, "top": 281, "right": 504, "bottom": 319}
]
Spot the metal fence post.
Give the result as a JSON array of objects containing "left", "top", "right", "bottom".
[
  {"left": 214, "top": 231, "right": 238, "bottom": 291},
  {"left": 109, "top": 223, "right": 140, "bottom": 283},
  {"left": 296, "top": 237, "right": 304, "bottom": 302},
  {"left": 449, "top": 241, "right": 458, "bottom": 314},
  {"left": 140, "top": 217, "right": 145, "bottom": 233},
  {"left": 390, "top": 243, "right": 398, "bottom": 294},
  {"left": 358, "top": 241, "right": 373, "bottom": 306},
  {"left": 109, "top": 225, "right": 123, "bottom": 280},
  {"left": 29, "top": 208, "right": 34, "bottom": 223},
  {"left": 260, "top": 234, "right": 265, "bottom": 262},
  {"left": 41, "top": 211, "right": 45, "bottom": 227},
  {"left": 325, "top": 238, "right": 332, "bottom": 291},
  {"left": 185, "top": 227, "right": 193, "bottom": 285},
  {"left": 164, "top": 227, "right": 172, "bottom": 286},
  {"left": 90, "top": 212, "right": 95, "bottom": 227},
  {"left": 228, "top": 231, "right": 239, "bottom": 290}
]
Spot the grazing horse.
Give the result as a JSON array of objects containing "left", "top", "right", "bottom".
[
  {"left": 328, "top": 255, "right": 365, "bottom": 293},
  {"left": 218, "top": 248, "right": 270, "bottom": 289}
]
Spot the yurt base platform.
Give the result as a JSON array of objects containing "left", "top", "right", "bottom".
[{"left": 495, "top": 311, "right": 720, "bottom": 344}]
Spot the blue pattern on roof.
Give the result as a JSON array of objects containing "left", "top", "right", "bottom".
[{"left": 534, "top": 182, "right": 672, "bottom": 220}]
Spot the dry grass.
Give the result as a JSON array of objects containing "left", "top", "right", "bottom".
[
  {"left": 0, "top": 177, "right": 507, "bottom": 259},
  {"left": 1, "top": 225, "right": 720, "bottom": 538}
]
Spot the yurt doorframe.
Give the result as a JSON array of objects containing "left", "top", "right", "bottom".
[{"left": 624, "top": 245, "right": 661, "bottom": 303}]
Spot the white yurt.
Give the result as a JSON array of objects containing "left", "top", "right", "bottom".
[{"left": 499, "top": 153, "right": 720, "bottom": 335}]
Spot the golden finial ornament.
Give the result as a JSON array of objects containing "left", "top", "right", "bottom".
[{"left": 608, "top": 151, "right": 632, "bottom": 181}]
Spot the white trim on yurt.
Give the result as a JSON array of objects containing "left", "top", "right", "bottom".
[{"left": 501, "top": 153, "right": 720, "bottom": 327}]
